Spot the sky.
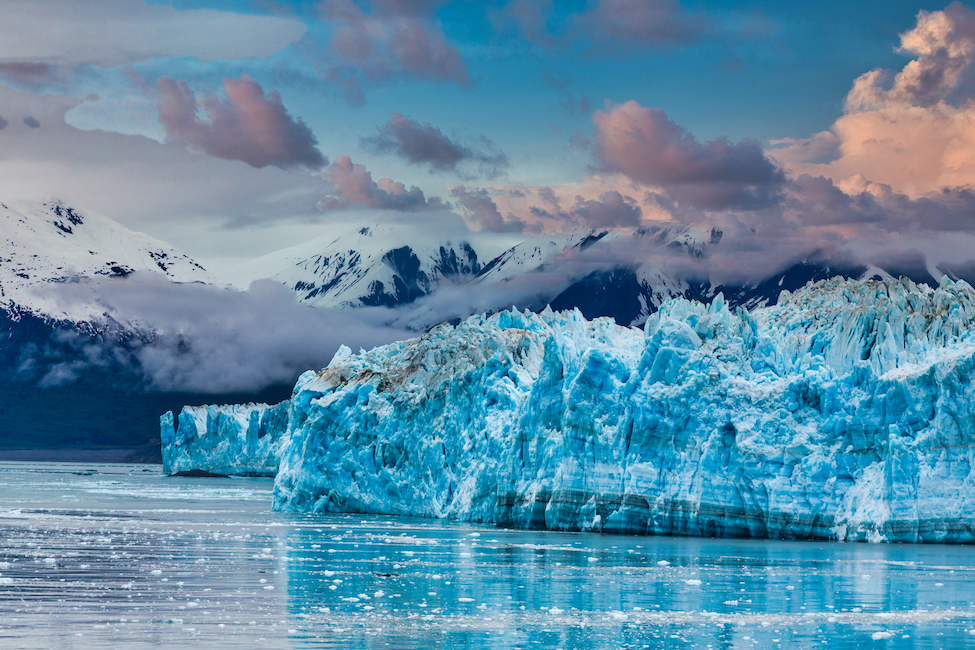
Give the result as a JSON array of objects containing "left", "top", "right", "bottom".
[{"left": 1, "top": 0, "right": 975, "bottom": 275}]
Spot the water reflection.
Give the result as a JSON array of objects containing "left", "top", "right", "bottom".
[
  {"left": 1, "top": 462, "right": 975, "bottom": 649},
  {"left": 275, "top": 517, "right": 975, "bottom": 649}
]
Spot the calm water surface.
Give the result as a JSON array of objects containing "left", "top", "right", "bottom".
[{"left": 1, "top": 461, "right": 975, "bottom": 649}]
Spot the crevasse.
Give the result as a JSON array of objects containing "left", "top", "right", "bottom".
[{"left": 163, "top": 277, "right": 975, "bottom": 542}]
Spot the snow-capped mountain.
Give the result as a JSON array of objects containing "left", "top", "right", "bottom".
[
  {"left": 225, "top": 224, "right": 730, "bottom": 324},
  {"left": 471, "top": 231, "right": 606, "bottom": 284},
  {"left": 0, "top": 200, "right": 213, "bottom": 320},
  {"left": 228, "top": 220, "right": 892, "bottom": 329},
  {"left": 0, "top": 200, "right": 256, "bottom": 452},
  {"left": 229, "top": 222, "right": 517, "bottom": 309}
]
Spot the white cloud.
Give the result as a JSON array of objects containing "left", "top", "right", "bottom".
[
  {"left": 771, "top": 3, "right": 975, "bottom": 197},
  {"left": 51, "top": 274, "right": 411, "bottom": 393},
  {"left": 0, "top": 0, "right": 307, "bottom": 72},
  {"left": 0, "top": 85, "right": 326, "bottom": 258}
]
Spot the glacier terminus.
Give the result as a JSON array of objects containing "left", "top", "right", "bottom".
[{"left": 162, "top": 277, "right": 975, "bottom": 543}]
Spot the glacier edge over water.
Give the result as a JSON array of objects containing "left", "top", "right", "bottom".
[
  {"left": 161, "top": 402, "right": 289, "bottom": 477},
  {"left": 163, "top": 277, "right": 975, "bottom": 542}
]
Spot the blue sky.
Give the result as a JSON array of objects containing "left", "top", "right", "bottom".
[
  {"left": 2, "top": 0, "right": 975, "bottom": 271},
  {"left": 119, "top": 0, "right": 947, "bottom": 139}
]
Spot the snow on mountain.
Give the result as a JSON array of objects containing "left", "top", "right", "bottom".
[
  {"left": 0, "top": 199, "right": 212, "bottom": 320},
  {"left": 471, "top": 231, "right": 607, "bottom": 284},
  {"left": 228, "top": 222, "right": 518, "bottom": 309},
  {"left": 165, "top": 276, "right": 975, "bottom": 543},
  {"left": 224, "top": 223, "right": 735, "bottom": 327},
  {"left": 227, "top": 218, "right": 891, "bottom": 332}
]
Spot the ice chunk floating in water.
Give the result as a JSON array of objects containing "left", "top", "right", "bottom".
[{"left": 166, "top": 277, "right": 975, "bottom": 543}]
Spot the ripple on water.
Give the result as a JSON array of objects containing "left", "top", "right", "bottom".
[{"left": 2, "top": 461, "right": 975, "bottom": 649}]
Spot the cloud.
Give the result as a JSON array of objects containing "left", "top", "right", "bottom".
[
  {"left": 568, "top": 129, "right": 593, "bottom": 151},
  {"left": 320, "top": 155, "right": 446, "bottom": 211},
  {"left": 317, "top": 0, "right": 467, "bottom": 103},
  {"left": 450, "top": 186, "right": 534, "bottom": 233},
  {"left": 848, "top": 3, "right": 975, "bottom": 110},
  {"left": 22, "top": 116, "right": 40, "bottom": 129},
  {"left": 487, "top": 0, "right": 556, "bottom": 47},
  {"left": 787, "top": 173, "right": 975, "bottom": 233},
  {"left": 769, "top": 131, "right": 841, "bottom": 165},
  {"left": 529, "top": 188, "right": 643, "bottom": 228},
  {"left": 0, "top": 0, "right": 306, "bottom": 77},
  {"left": 363, "top": 112, "right": 509, "bottom": 177},
  {"left": 541, "top": 72, "right": 592, "bottom": 116},
  {"left": 490, "top": 0, "right": 707, "bottom": 53},
  {"left": 157, "top": 75, "right": 327, "bottom": 170},
  {"left": 567, "top": 191, "right": 642, "bottom": 227},
  {"left": 0, "top": 62, "right": 61, "bottom": 92},
  {"left": 0, "top": 116, "right": 7, "bottom": 131},
  {"left": 570, "top": 0, "right": 709, "bottom": 51},
  {"left": 50, "top": 274, "right": 410, "bottom": 393},
  {"left": 773, "top": 4, "right": 975, "bottom": 197},
  {"left": 593, "top": 100, "right": 785, "bottom": 209},
  {"left": 0, "top": 84, "right": 327, "bottom": 238}
]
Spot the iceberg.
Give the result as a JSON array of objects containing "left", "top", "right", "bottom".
[
  {"left": 166, "top": 277, "right": 975, "bottom": 542},
  {"left": 161, "top": 402, "right": 289, "bottom": 477}
]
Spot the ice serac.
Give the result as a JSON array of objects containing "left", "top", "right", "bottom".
[
  {"left": 161, "top": 402, "right": 289, "bottom": 477},
  {"left": 270, "top": 277, "right": 975, "bottom": 543}
]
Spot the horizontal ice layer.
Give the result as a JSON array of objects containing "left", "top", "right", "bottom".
[
  {"left": 270, "top": 277, "right": 975, "bottom": 543},
  {"left": 161, "top": 402, "right": 289, "bottom": 477}
]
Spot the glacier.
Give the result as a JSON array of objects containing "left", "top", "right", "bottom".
[
  {"left": 161, "top": 402, "right": 289, "bottom": 477},
  {"left": 164, "top": 277, "right": 975, "bottom": 542}
]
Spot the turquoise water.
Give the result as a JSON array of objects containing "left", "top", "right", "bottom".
[{"left": 1, "top": 462, "right": 975, "bottom": 649}]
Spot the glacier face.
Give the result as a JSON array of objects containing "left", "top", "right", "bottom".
[
  {"left": 173, "top": 277, "right": 975, "bottom": 542},
  {"left": 161, "top": 402, "right": 289, "bottom": 477}
]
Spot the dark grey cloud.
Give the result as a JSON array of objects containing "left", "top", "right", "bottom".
[
  {"left": 537, "top": 186, "right": 559, "bottom": 207},
  {"left": 320, "top": 155, "right": 447, "bottom": 211},
  {"left": 0, "top": 115, "right": 8, "bottom": 131},
  {"left": 450, "top": 185, "right": 534, "bottom": 233},
  {"left": 363, "top": 112, "right": 509, "bottom": 178},
  {"left": 0, "top": 62, "right": 61, "bottom": 91},
  {"left": 22, "top": 116, "right": 39, "bottom": 128},
  {"left": 157, "top": 75, "right": 327, "bottom": 170},
  {"left": 568, "top": 191, "right": 642, "bottom": 227}
]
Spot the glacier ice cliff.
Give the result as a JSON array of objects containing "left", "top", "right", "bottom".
[
  {"left": 161, "top": 402, "right": 289, "bottom": 477},
  {"left": 166, "top": 277, "right": 975, "bottom": 542}
]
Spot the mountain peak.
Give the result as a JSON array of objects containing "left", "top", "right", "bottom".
[{"left": 0, "top": 199, "right": 213, "bottom": 321}]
